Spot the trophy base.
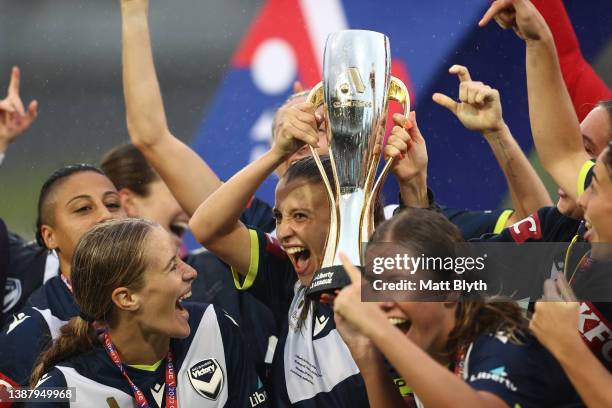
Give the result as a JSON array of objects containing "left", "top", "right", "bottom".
[{"left": 305, "top": 265, "right": 358, "bottom": 301}]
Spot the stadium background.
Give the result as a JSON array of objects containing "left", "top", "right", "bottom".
[{"left": 0, "top": 0, "right": 610, "bottom": 248}]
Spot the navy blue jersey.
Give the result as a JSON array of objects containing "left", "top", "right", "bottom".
[
  {"left": 441, "top": 207, "right": 513, "bottom": 240},
  {"left": 0, "top": 219, "right": 8, "bottom": 327},
  {"left": 3, "top": 231, "right": 55, "bottom": 326},
  {"left": 391, "top": 189, "right": 514, "bottom": 240},
  {"left": 232, "top": 227, "right": 368, "bottom": 407},
  {"left": 0, "top": 274, "right": 76, "bottom": 389},
  {"left": 27, "top": 303, "right": 268, "bottom": 408},
  {"left": 184, "top": 249, "right": 277, "bottom": 382},
  {"left": 440, "top": 333, "right": 582, "bottom": 408},
  {"left": 241, "top": 197, "right": 276, "bottom": 234}
]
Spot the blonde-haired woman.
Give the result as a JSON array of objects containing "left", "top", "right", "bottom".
[{"left": 29, "top": 218, "right": 267, "bottom": 407}]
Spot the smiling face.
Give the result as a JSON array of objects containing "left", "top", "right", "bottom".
[
  {"left": 41, "top": 171, "right": 126, "bottom": 270},
  {"left": 274, "top": 178, "right": 330, "bottom": 286},
  {"left": 578, "top": 147, "right": 612, "bottom": 250},
  {"left": 377, "top": 301, "right": 457, "bottom": 361},
  {"left": 133, "top": 226, "right": 197, "bottom": 339}
]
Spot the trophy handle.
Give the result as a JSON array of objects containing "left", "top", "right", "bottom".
[
  {"left": 307, "top": 82, "right": 339, "bottom": 267},
  {"left": 388, "top": 76, "right": 410, "bottom": 116},
  {"left": 362, "top": 76, "right": 411, "bottom": 244}
]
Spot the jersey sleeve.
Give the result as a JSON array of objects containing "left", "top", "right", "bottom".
[
  {"left": 465, "top": 334, "right": 579, "bottom": 408},
  {"left": 5, "top": 232, "right": 46, "bottom": 319},
  {"left": 215, "top": 306, "right": 269, "bottom": 407},
  {"left": 23, "top": 368, "right": 69, "bottom": 408},
  {"left": 532, "top": 0, "right": 612, "bottom": 122},
  {"left": 230, "top": 228, "right": 296, "bottom": 324},
  {"left": 0, "top": 219, "right": 8, "bottom": 327},
  {"left": 442, "top": 207, "right": 514, "bottom": 240},
  {"left": 0, "top": 308, "right": 52, "bottom": 387},
  {"left": 240, "top": 197, "right": 276, "bottom": 234},
  {"left": 471, "top": 206, "right": 581, "bottom": 243}
]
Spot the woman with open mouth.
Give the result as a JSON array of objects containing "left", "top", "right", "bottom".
[
  {"left": 189, "top": 93, "right": 414, "bottom": 405},
  {"left": 333, "top": 208, "right": 583, "bottom": 407},
  {"left": 28, "top": 218, "right": 266, "bottom": 407}
]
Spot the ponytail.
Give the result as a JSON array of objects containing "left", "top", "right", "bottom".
[
  {"left": 30, "top": 316, "right": 98, "bottom": 387},
  {"left": 445, "top": 297, "right": 527, "bottom": 359}
]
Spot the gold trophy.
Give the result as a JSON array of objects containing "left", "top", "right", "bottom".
[{"left": 306, "top": 30, "right": 409, "bottom": 299}]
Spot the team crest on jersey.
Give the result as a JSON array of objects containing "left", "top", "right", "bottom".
[
  {"left": 188, "top": 358, "right": 224, "bottom": 400},
  {"left": 2, "top": 278, "right": 22, "bottom": 313}
]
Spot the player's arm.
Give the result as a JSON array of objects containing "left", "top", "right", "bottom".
[
  {"left": 120, "top": 0, "right": 221, "bottom": 216},
  {"left": 479, "top": 0, "right": 590, "bottom": 201},
  {"left": 433, "top": 65, "right": 551, "bottom": 223},
  {"left": 388, "top": 112, "right": 429, "bottom": 209},
  {"left": 189, "top": 102, "right": 319, "bottom": 276},
  {"left": 531, "top": 279, "right": 612, "bottom": 408},
  {"left": 335, "top": 315, "right": 410, "bottom": 407},
  {"left": 334, "top": 260, "right": 508, "bottom": 408},
  {"left": 532, "top": 0, "right": 611, "bottom": 122}
]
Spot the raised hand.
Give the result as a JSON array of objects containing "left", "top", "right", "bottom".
[
  {"left": 271, "top": 101, "right": 320, "bottom": 159},
  {"left": 386, "top": 111, "right": 428, "bottom": 183},
  {"left": 530, "top": 275, "right": 580, "bottom": 358},
  {"left": 478, "top": 0, "right": 550, "bottom": 42},
  {"left": 0, "top": 67, "right": 38, "bottom": 152},
  {"left": 433, "top": 65, "right": 504, "bottom": 134},
  {"left": 333, "top": 254, "right": 389, "bottom": 339}
]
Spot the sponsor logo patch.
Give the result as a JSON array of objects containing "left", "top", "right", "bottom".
[
  {"left": 188, "top": 359, "right": 224, "bottom": 400},
  {"left": 3, "top": 278, "right": 22, "bottom": 313},
  {"left": 469, "top": 366, "right": 517, "bottom": 392}
]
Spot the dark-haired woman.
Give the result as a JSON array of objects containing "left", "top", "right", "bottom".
[
  {"left": 333, "top": 209, "right": 583, "bottom": 407},
  {"left": 28, "top": 218, "right": 267, "bottom": 407},
  {"left": 188, "top": 96, "right": 413, "bottom": 405},
  {"left": 0, "top": 65, "right": 39, "bottom": 325},
  {"left": 0, "top": 165, "right": 125, "bottom": 391}
]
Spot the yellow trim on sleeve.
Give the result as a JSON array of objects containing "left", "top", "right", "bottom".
[
  {"left": 231, "top": 229, "right": 259, "bottom": 290},
  {"left": 128, "top": 359, "right": 163, "bottom": 372},
  {"left": 493, "top": 209, "right": 514, "bottom": 234},
  {"left": 577, "top": 160, "right": 595, "bottom": 197}
]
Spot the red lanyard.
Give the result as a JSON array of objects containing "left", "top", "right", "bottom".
[
  {"left": 102, "top": 331, "right": 178, "bottom": 408},
  {"left": 453, "top": 345, "right": 467, "bottom": 378}
]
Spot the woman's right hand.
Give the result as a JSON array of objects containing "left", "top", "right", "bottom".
[
  {"left": 271, "top": 101, "right": 320, "bottom": 159},
  {"left": 478, "top": 0, "right": 551, "bottom": 43}
]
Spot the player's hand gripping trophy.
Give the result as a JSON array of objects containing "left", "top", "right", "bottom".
[{"left": 306, "top": 30, "right": 409, "bottom": 299}]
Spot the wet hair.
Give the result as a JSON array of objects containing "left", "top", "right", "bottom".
[
  {"left": 371, "top": 209, "right": 527, "bottom": 358},
  {"left": 100, "top": 143, "right": 159, "bottom": 197},
  {"left": 281, "top": 155, "right": 385, "bottom": 225},
  {"left": 30, "top": 218, "right": 156, "bottom": 386},
  {"left": 35, "top": 164, "right": 106, "bottom": 248}
]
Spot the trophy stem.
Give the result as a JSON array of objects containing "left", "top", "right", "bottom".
[{"left": 335, "top": 190, "right": 366, "bottom": 266}]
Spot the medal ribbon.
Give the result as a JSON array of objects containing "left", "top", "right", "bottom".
[{"left": 102, "top": 331, "right": 178, "bottom": 408}]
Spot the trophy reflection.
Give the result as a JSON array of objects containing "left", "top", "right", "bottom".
[{"left": 305, "top": 30, "right": 410, "bottom": 300}]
